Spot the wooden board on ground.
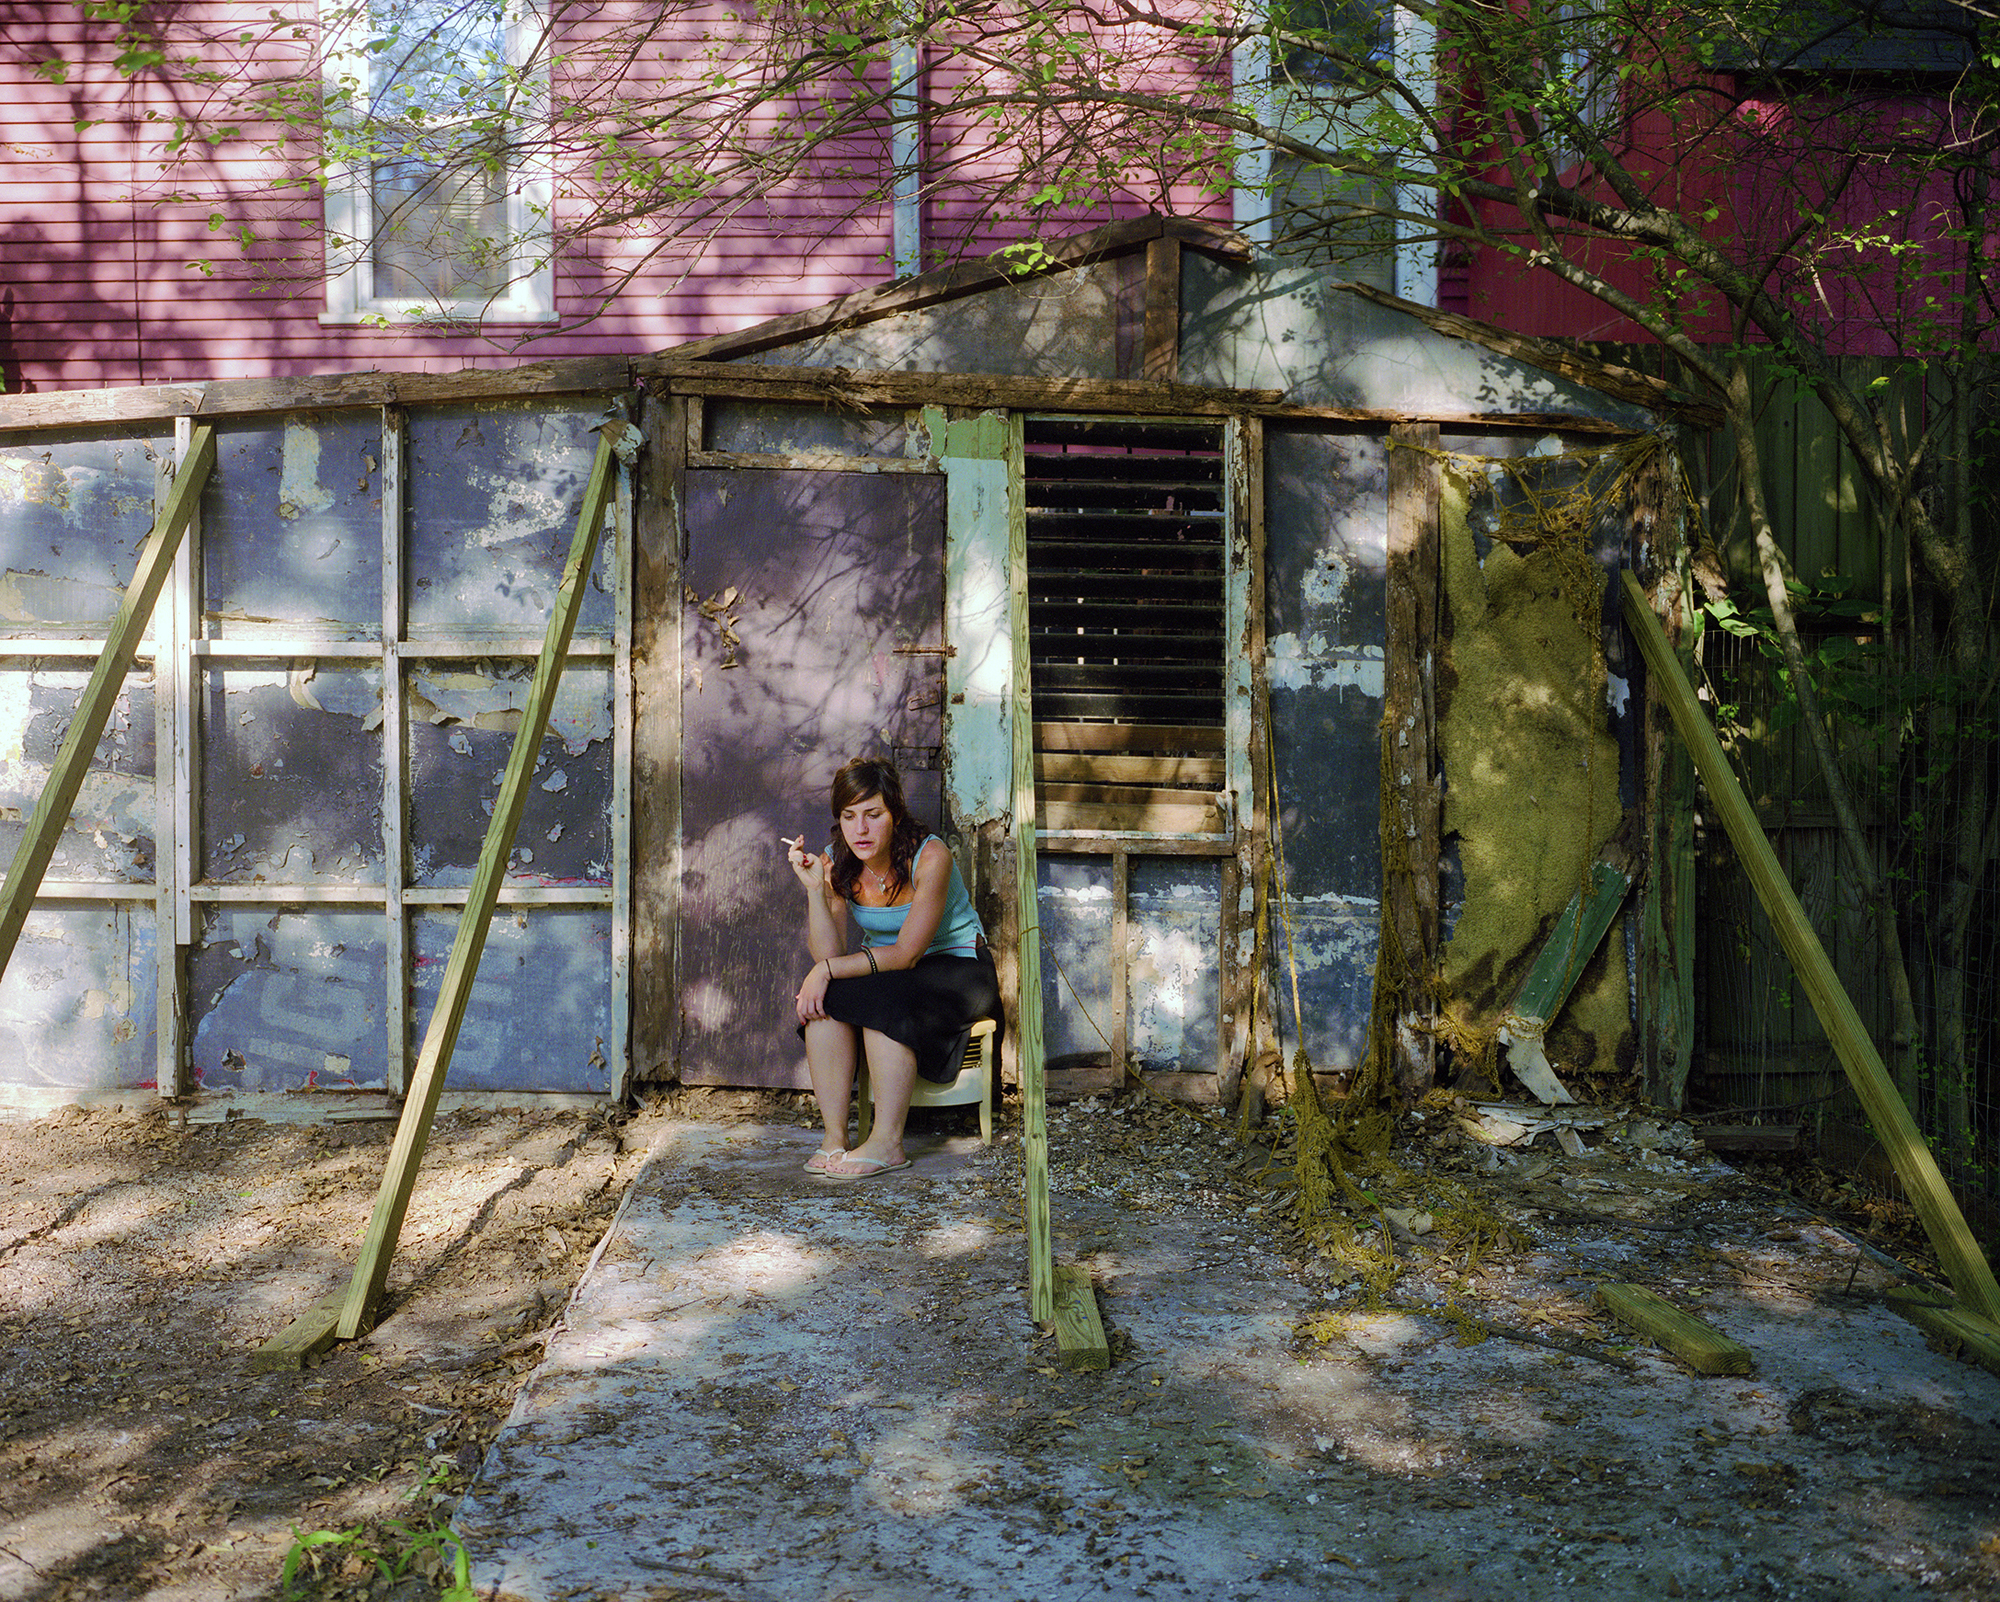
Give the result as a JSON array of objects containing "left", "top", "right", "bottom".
[
  {"left": 1595, "top": 1282, "right": 1753, "bottom": 1375},
  {"left": 249, "top": 1289, "right": 348, "bottom": 1373},
  {"left": 1052, "top": 1262, "right": 1111, "bottom": 1371},
  {"left": 1885, "top": 1290, "right": 2000, "bottom": 1380}
]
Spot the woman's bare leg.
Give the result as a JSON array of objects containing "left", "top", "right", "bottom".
[
  {"left": 832, "top": 1029, "right": 916, "bottom": 1172},
  {"left": 803, "top": 1018, "right": 858, "bottom": 1154}
]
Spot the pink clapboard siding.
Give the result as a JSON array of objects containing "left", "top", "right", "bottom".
[{"left": 0, "top": 1, "right": 1227, "bottom": 391}]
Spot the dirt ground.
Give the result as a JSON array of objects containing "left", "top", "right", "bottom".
[{"left": 3, "top": 1088, "right": 1998, "bottom": 1602}]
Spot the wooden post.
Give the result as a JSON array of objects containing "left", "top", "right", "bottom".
[
  {"left": 1008, "top": 414, "right": 1055, "bottom": 1325},
  {"left": 1383, "top": 423, "right": 1442, "bottom": 1101},
  {"left": 631, "top": 392, "right": 686, "bottom": 1083},
  {"left": 0, "top": 425, "right": 215, "bottom": 983},
  {"left": 332, "top": 422, "right": 629, "bottom": 1343},
  {"left": 1620, "top": 570, "right": 2000, "bottom": 1325}
]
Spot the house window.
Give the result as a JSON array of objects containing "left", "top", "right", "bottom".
[
  {"left": 1234, "top": 0, "right": 1435, "bottom": 303},
  {"left": 322, "top": 0, "right": 555, "bottom": 325},
  {"left": 1024, "top": 417, "right": 1230, "bottom": 836}
]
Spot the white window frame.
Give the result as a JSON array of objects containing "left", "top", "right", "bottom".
[
  {"left": 321, "top": 0, "right": 556, "bottom": 326},
  {"left": 1232, "top": 1, "right": 1437, "bottom": 306}
]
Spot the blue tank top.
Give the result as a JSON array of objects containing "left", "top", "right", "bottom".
[{"left": 849, "top": 837, "right": 984, "bottom": 958}]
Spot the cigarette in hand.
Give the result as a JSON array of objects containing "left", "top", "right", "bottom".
[{"left": 781, "top": 836, "right": 803, "bottom": 849}]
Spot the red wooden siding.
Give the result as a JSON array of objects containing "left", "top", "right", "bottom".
[{"left": 0, "top": 1, "right": 1225, "bottom": 390}]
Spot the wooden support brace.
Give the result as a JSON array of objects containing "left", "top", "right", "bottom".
[
  {"left": 1884, "top": 1289, "right": 2000, "bottom": 1380},
  {"left": 0, "top": 425, "right": 215, "bottom": 983},
  {"left": 304, "top": 421, "right": 631, "bottom": 1349},
  {"left": 1051, "top": 1262, "right": 1111, "bottom": 1371},
  {"left": 1620, "top": 570, "right": 2000, "bottom": 1327},
  {"left": 1008, "top": 416, "right": 1055, "bottom": 1325},
  {"left": 1595, "top": 1283, "right": 1753, "bottom": 1376},
  {"left": 249, "top": 1289, "right": 347, "bottom": 1373}
]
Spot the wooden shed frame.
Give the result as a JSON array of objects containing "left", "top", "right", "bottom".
[{"left": 0, "top": 215, "right": 1664, "bottom": 1107}]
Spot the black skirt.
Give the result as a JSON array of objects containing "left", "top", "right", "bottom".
[{"left": 807, "top": 946, "right": 1004, "bottom": 1084}]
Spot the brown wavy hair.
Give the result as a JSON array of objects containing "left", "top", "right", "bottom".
[{"left": 826, "top": 757, "right": 928, "bottom": 902}]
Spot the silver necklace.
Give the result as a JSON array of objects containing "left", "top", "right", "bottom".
[{"left": 866, "top": 867, "right": 891, "bottom": 894}]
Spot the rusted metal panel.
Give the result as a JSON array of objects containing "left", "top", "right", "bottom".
[
  {"left": 0, "top": 663, "right": 155, "bottom": 882},
  {"left": 200, "top": 666, "right": 385, "bottom": 885},
  {"left": 0, "top": 429, "right": 169, "bottom": 635},
  {"left": 0, "top": 904, "right": 155, "bottom": 1089},
  {"left": 405, "top": 400, "right": 615, "bottom": 637},
  {"left": 406, "top": 663, "right": 612, "bottom": 888},
  {"left": 201, "top": 413, "right": 383, "bottom": 638},
  {"left": 188, "top": 909, "right": 388, "bottom": 1090},
  {"left": 408, "top": 908, "right": 612, "bottom": 1092},
  {"left": 677, "top": 469, "right": 946, "bottom": 1086}
]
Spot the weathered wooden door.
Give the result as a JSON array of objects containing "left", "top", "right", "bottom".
[{"left": 677, "top": 469, "right": 946, "bottom": 1086}]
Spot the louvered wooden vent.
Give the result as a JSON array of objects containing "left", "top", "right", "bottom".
[{"left": 1025, "top": 417, "right": 1229, "bottom": 835}]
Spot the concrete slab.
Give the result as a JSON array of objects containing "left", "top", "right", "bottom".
[{"left": 458, "top": 1114, "right": 2000, "bottom": 1602}]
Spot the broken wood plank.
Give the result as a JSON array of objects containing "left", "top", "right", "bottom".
[
  {"left": 1036, "top": 799, "right": 1224, "bottom": 835},
  {"left": 1699, "top": 1124, "right": 1800, "bottom": 1155},
  {"left": 0, "top": 425, "right": 215, "bottom": 984},
  {"left": 1595, "top": 1283, "right": 1753, "bottom": 1375},
  {"left": 642, "top": 359, "right": 1286, "bottom": 417},
  {"left": 250, "top": 1288, "right": 348, "bottom": 1373},
  {"left": 1884, "top": 1290, "right": 2000, "bottom": 1380},
  {"left": 1621, "top": 570, "right": 2000, "bottom": 1327},
  {"left": 329, "top": 418, "right": 632, "bottom": 1345},
  {"left": 0, "top": 359, "right": 631, "bottom": 432},
  {"left": 1498, "top": 845, "right": 1636, "bottom": 1104},
  {"left": 1051, "top": 1262, "right": 1111, "bottom": 1371}
]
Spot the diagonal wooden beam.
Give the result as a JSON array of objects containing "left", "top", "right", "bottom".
[
  {"left": 0, "top": 425, "right": 215, "bottom": 982},
  {"left": 330, "top": 420, "right": 629, "bottom": 1344},
  {"left": 1620, "top": 570, "right": 2000, "bottom": 1325}
]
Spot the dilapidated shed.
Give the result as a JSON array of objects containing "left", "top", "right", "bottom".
[{"left": 0, "top": 216, "right": 1684, "bottom": 1113}]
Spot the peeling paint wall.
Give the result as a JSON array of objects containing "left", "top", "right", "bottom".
[
  {"left": 202, "top": 666, "right": 384, "bottom": 884},
  {"left": 0, "top": 663, "right": 155, "bottom": 880},
  {"left": 407, "top": 401, "right": 614, "bottom": 636},
  {"left": 1264, "top": 427, "right": 1388, "bottom": 1070},
  {"left": 190, "top": 910, "right": 387, "bottom": 1090},
  {"left": 203, "top": 413, "right": 383, "bottom": 637},
  {"left": 0, "top": 429, "right": 167, "bottom": 633},
  {"left": 1437, "top": 445, "right": 1631, "bottom": 1074},
  {"left": 408, "top": 663, "right": 613, "bottom": 886},
  {"left": 409, "top": 909, "right": 612, "bottom": 1092},
  {"left": 0, "top": 906, "right": 154, "bottom": 1089}
]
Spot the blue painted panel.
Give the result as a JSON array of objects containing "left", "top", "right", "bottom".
[
  {"left": 406, "top": 662, "right": 612, "bottom": 888},
  {"left": 0, "top": 662, "right": 155, "bottom": 882},
  {"left": 0, "top": 428, "right": 167, "bottom": 634},
  {"left": 0, "top": 904, "right": 155, "bottom": 1090},
  {"left": 405, "top": 400, "right": 614, "bottom": 637},
  {"left": 410, "top": 908, "right": 612, "bottom": 1093},
  {"left": 201, "top": 666, "right": 385, "bottom": 884},
  {"left": 189, "top": 909, "right": 388, "bottom": 1090}
]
